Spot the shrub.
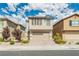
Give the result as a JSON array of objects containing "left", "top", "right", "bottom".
[
  {"left": 2, "top": 27, "right": 10, "bottom": 40},
  {"left": 10, "top": 37, "right": 16, "bottom": 45},
  {"left": 68, "top": 42, "right": 72, "bottom": 45},
  {"left": 12, "top": 28, "right": 22, "bottom": 41},
  {"left": 76, "top": 42, "right": 79, "bottom": 45},
  {"left": 53, "top": 33, "right": 66, "bottom": 44},
  {"left": 21, "top": 37, "right": 29, "bottom": 44},
  {"left": 0, "top": 37, "right": 4, "bottom": 42},
  {"left": 0, "top": 37, "right": 4, "bottom": 44},
  {"left": 54, "top": 39, "right": 66, "bottom": 44}
]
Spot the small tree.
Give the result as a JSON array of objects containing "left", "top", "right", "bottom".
[
  {"left": 2, "top": 26, "right": 10, "bottom": 41},
  {"left": 54, "top": 33, "right": 62, "bottom": 40},
  {"left": 54, "top": 33, "right": 66, "bottom": 44},
  {"left": 12, "top": 28, "right": 22, "bottom": 41}
]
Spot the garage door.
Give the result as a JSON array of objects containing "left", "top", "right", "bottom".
[
  {"left": 30, "top": 32, "right": 50, "bottom": 45},
  {"left": 63, "top": 33, "right": 79, "bottom": 42}
]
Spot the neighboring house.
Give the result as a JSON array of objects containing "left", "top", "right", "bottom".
[
  {"left": 0, "top": 18, "right": 25, "bottom": 37},
  {"left": 53, "top": 14, "right": 79, "bottom": 42},
  {"left": 28, "top": 16, "right": 53, "bottom": 45}
]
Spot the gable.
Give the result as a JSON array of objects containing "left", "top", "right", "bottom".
[
  {"left": 53, "top": 14, "right": 79, "bottom": 26},
  {"left": 63, "top": 14, "right": 79, "bottom": 30}
]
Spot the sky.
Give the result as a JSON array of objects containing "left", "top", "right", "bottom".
[{"left": 0, "top": 3, "right": 79, "bottom": 26}]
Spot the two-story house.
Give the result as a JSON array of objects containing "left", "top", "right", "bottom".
[
  {"left": 53, "top": 14, "right": 79, "bottom": 42},
  {"left": 0, "top": 18, "right": 25, "bottom": 37},
  {"left": 28, "top": 16, "right": 53, "bottom": 45}
]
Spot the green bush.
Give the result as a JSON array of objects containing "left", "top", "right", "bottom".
[
  {"left": 10, "top": 37, "right": 16, "bottom": 45},
  {"left": 0, "top": 37, "right": 4, "bottom": 44},
  {"left": 54, "top": 39, "right": 66, "bottom": 44},
  {"left": 68, "top": 42, "right": 72, "bottom": 45},
  {"left": 0, "top": 37, "right": 4, "bottom": 42},
  {"left": 21, "top": 37, "right": 29, "bottom": 44},
  {"left": 53, "top": 33, "right": 66, "bottom": 44},
  {"left": 76, "top": 42, "right": 79, "bottom": 45}
]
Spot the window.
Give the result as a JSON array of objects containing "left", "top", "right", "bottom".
[
  {"left": 32, "top": 19, "right": 42, "bottom": 25},
  {"left": 37, "top": 19, "right": 42, "bottom": 25},
  {"left": 70, "top": 20, "right": 79, "bottom": 26},
  {"left": 39, "top": 20, "right": 42, "bottom": 25},
  {"left": 46, "top": 20, "right": 50, "bottom": 26},
  {"left": 32, "top": 19, "right": 36, "bottom": 25}
]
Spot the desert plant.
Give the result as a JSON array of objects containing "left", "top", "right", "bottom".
[
  {"left": 12, "top": 28, "right": 22, "bottom": 41},
  {"left": 2, "top": 27, "right": 10, "bottom": 40},
  {"left": 0, "top": 37, "right": 4, "bottom": 44},
  {"left": 76, "top": 42, "right": 79, "bottom": 45},
  {"left": 21, "top": 37, "right": 29, "bottom": 44},
  {"left": 10, "top": 37, "right": 16, "bottom": 45},
  {"left": 0, "top": 37, "right": 4, "bottom": 42},
  {"left": 53, "top": 33, "right": 66, "bottom": 44},
  {"left": 54, "top": 39, "right": 66, "bottom": 44},
  {"left": 54, "top": 33, "right": 62, "bottom": 39},
  {"left": 68, "top": 42, "right": 72, "bottom": 45}
]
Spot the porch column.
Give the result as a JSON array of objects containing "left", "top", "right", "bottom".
[
  {"left": 49, "top": 31, "right": 53, "bottom": 40},
  {"left": 29, "top": 31, "right": 32, "bottom": 40}
]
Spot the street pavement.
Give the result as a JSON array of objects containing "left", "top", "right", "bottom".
[{"left": 0, "top": 50, "right": 79, "bottom": 56}]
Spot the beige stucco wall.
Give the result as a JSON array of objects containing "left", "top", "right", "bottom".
[
  {"left": 63, "top": 33, "right": 79, "bottom": 43},
  {"left": 63, "top": 15, "right": 79, "bottom": 30},
  {"left": 29, "top": 19, "right": 52, "bottom": 30}
]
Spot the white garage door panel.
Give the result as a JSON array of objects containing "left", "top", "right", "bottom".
[{"left": 63, "top": 34, "right": 79, "bottom": 41}]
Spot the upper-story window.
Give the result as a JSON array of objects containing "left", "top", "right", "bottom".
[
  {"left": 32, "top": 19, "right": 36, "bottom": 25},
  {"left": 70, "top": 20, "right": 79, "bottom": 26},
  {"left": 38, "top": 19, "right": 42, "bottom": 25},
  {"left": 46, "top": 20, "right": 50, "bottom": 26},
  {"left": 32, "top": 19, "right": 42, "bottom": 25}
]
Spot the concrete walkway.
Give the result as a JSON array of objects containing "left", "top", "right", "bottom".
[
  {"left": 0, "top": 39, "right": 79, "bottom": 51},
  {"left": 28, "top": 39, "right": 55, "bottom": 46},
  {"left": 0, "top": 42, "right": 79, "bottom": 51}
]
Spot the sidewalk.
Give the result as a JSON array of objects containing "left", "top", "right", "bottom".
[{"left": 0, "top": 42, "right": 79, "bottom": 51}]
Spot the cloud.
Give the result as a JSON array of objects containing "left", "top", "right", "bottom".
[
  {"left": 1, "top": 8, "right": 8, "bottom": 14},
  {"left": 0, "top": 3, "right": 30, "bottom": 27},
  {"left": 0, "top": 3, "right": 77, "bottom": 27},
  {"left": 28, "top": 3, "right": 75, "bottom": 21},
  {"left": 7, "top": 3, "right": 17, "bottom": 12}
]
